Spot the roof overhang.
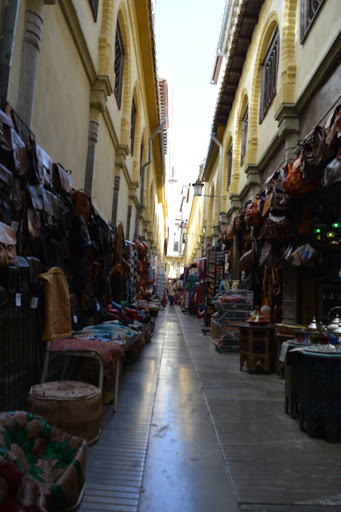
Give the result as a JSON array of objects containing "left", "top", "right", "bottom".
[{"left": 204, "top": 0, "right": 265, "bottom": 179}]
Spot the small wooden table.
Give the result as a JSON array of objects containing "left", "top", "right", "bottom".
[{"left": 239, "top": 323, "right": 276, "bottom": 373}]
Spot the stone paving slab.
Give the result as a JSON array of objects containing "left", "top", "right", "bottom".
[{"left": 177, "top": 307, "right": 341, "bottom": 510}]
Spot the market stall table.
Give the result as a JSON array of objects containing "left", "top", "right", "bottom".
[
  {"left": 279, "top": 341, "right": 309, "bottom": 418},
  {"left": 299, "top": 347, "right": 341, "bottom": 442}
]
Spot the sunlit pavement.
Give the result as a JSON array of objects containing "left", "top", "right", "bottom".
[{"left": 79, "top": 306, "right": 341, "bottom": 512}]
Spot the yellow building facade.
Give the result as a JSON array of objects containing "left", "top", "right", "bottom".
[
  {"left": 186, "top": 0, "right": 341, "bottom": 265},
  {"left": 2, "top": 0, "right": 165, "bottom": 260}
]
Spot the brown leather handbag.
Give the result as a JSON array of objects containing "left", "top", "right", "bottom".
[
  {"left": 71, "top": 190, "right": 91, "bottom": 224},
  {"left": 259, "top": 214, "right": 293, "bottom": 242},
  {"left": 27, "top": 209, "right": 42, "bottom": 240},
  {"left": 35, "top": 143, "right": 53, "bottom": 187},
  {"left": 283, "top": 157, "right": 319, "bottom": 198},
  {"left": 0, "top": 110, "right": 28, "bottom": 175},
  {"left": 53, "top": 162, "right": 72, "bottom": 194},
  {"left": 245, "top": 195, "right": 264, "bottom": 229},
  {"left": 300, "top": 125, "right": 328, "bottom": 182},
  {"left": 325, "top": 104, "right": 341, "bottom": 153},
  {"left": 321, "top": 147, "right": 341, "bottom": 204}
]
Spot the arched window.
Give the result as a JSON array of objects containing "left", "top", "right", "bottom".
[
  {"left": 227, "top": 145, "right": 233, "bottom": 191},
  {"left": 259, "top": 27, "right": 279, "bottom": 122},
  {"left": 240, "top": 107, "right": 248, "bottom": 165},
  {"left": 130, "top": 97, "right": 136, "bottom": 155},
  {"left": 300, "top": 0, "right": 325, "bottom": 43},
  {"left": 114, "top": 21, "right": 125, "bottom": 108}
]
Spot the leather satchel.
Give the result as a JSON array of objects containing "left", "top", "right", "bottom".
[
  {"left": 271, "top": 180, "right": 294, "bottom": 215},
  {"left": 53, "top": 162, "right": 72, "bottom": 194},
  {"left": 283, "top": 157, "right": 319, "bottom": 198},
  {"left": 71, "top": 190, "right": 91, "bottom": 224},
  {"left": 0, "top": 222, "right": 17, "bottom": 267},
  {"left": 321, "top": 147, "right": 341, "bottom": 203},
  {"left": 0, "top": 163, "right": 14, "bottom": 211},
  {"left": 325, "top": 104, "right": 341, "bottom": 153},
  {"left": 0, "top": 162, "right": 14, "bottom": 188},
  {"left": 27, "top": 183, "right": 44, "bottom": 210},
  {"left": 259, "top": 214, "right": 292, "bottom": 242},
  {"left": 0, "top": 110, "right": 28, "bottom": 175},
  {"left": 245, "top": 195, "right": 264, "bottom": 229},
  {"left": 300, "top": 125, "right": 328, "bottom": 182},
  {"left": 36, "top": 144, "right": 53, "bottom": 187},
  {"left": 225, "top": 223, "right": 234, "bottom": 241},
  {"left": 239, "top": 248, "right": 254, "bottom": 273},
  {"left": 8, "top": 255, "right": 30, "bottom": 294},
  {"left": 42, "top": 189, "right": 60, "bottom": 228},
  {"left": 27, "top": 209, "right": 42, "bottom": 240}
]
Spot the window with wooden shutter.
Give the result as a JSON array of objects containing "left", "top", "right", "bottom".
[
  {"left": 126, "top": 205, "right": 132, "bottom": 240},
  {"left": 130, "top": 97, "right": 136, "bottom": 156},
  {"left": 114, "top": 22, "right": 125, "bottom": 109},
  {"left": 240, "top": 108, "right": 248, "bottom": 165},
  {"left": 259, "top": 27, "right": 279, "bottom": 123},
  {"left": 300, "top": 0, "right": 325, "bottom": 43},
  {"left": 89, "top": 0, "right": 99, "bottom": 21},
  {"left": 140, "top": 143, "right": 144, "bottom": 176},
  {"left": 227, "top": 145, "right": 233, "bottom": 191}
]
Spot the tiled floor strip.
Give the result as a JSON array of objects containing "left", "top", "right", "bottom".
[{"left": 78, "top": 312, "right": 167, "bottom": 512}]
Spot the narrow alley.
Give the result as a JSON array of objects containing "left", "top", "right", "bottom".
[{"left": 79, "top": 307, "right": 341, "bottom": 512}]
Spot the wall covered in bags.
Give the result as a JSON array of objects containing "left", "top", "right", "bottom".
[
  {"left": 186, "top": 0, "right": 341, "bottom": 326},
  {"left": 3, "top": 0, "right": 166, "bottom": 254}
]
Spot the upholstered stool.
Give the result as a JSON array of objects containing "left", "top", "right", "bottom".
[{"left": 26, "top": 380, "right": 102, "bottom": 445}]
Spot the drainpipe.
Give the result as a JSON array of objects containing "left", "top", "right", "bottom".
[
  {"left": 210, "top": 133, "right": 223, "bottom": 230},
  {"left": 0, "top": 0, "right": 20, "bottom": 99},
  {"left": 134, "top": 110, "right": 167, "bottom": 238}
]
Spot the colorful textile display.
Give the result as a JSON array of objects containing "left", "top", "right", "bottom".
[{"left": 0, "top": 411, "right": 86, "bottom": 512}]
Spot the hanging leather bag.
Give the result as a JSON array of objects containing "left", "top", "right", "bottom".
[
  {"left": 271, "top": 180, "right": 294, "bottom": 216},
  {"left": 321, "top": 147, "right": 341, "bottom": 203},
  {"left": 239, "top": 248, "right": 254, "bottom": 273},
  {"left": 27, "top": 209, "right": 42, "bottom": 240},
  {"left": 71, "top": 190, "right": 91, "bottom": 224},
  {"left": 259, "top": 214, "right": 292, "bottom": 242},
  {"left": 53, "top": 162, "right": 72, "bottom": 194},
  {"left": 325, "top": 104, "right": 341, "bottom": 153},
  {"left": 0, "top": 162, "right": 14, "bottom": 211},
  {"left": 0, "top": 222, "right": 17, "bottom": 267},
  {"left": 36, "top": 143, "right": 53, "bottom": 188},
  {"left": 0, "top": 110, "right": 28, "bottom": 175},
  {"left": 225, "top": 222, "right": 234, "bottom": 242},
  {"left": 283, "top": 157, "right": 319, "bottom": 198},
  {"left": 245, "top": 195, "right": 264, "bottom": 229},
  {"left": 300, "top": 125, "right": 328, "bottom": 182}
]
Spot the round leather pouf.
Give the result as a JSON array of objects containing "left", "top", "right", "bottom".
[{"left": 26, "top": 381, "right": 102, "bottom": 444}]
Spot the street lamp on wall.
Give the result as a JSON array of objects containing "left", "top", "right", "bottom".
[{"left": 192, "top": 180, "right": 218, "bottom": 197}]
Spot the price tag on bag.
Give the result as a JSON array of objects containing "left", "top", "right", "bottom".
[
  {"left": 15, "top": 293, "right": 22, "bottom": 307},
  {"left": 31, "top": 296, "right": 38, "bottom": 309},
  {"left": 73, "top": 315, "right": 78, "bottom": 324}
]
